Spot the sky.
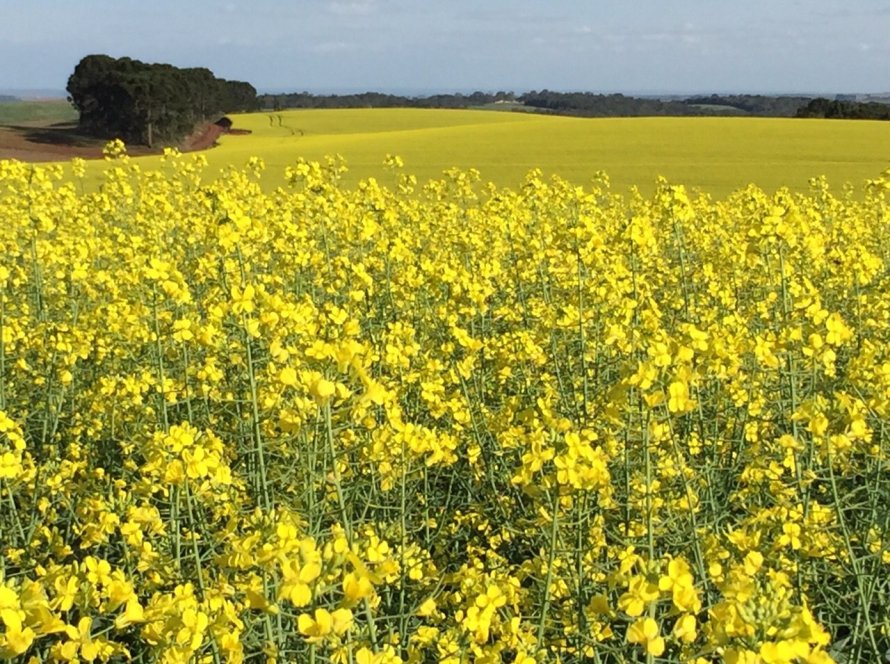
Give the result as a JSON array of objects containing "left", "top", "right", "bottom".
[{"left": 1, "top": 0, "right": 888, "bottom": 96}]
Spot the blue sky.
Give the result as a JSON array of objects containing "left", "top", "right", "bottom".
[{"left": 1, "top": 0, "right": 888, "bottom": 95}]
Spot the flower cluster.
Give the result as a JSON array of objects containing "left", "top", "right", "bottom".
[{"left": 0, "top": 150, "right": 888, "bottom": 661}]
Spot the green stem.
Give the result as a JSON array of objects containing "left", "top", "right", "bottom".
[
  {"left": 3, "top": 480, "right": 26, "bottom": 545},
  {"left": 151, "top": 287, "right": 170, "bottom": 431},
  {"left": 826, "top": 446, "right": 880, "bottom": 657},
  {"left": 184, "top": 481, "right": 221, "bottom": 664},
  {"left": 398, "top": 434, "right": 408, "bottom": 653},
  {"left": 535, "top": 488, "right": 560, "bottom": 657},
  {"left": 323, "top": 401, "right": 378, "bottom": 649},
  {"left": 243, "top": 323, "right": 271, "bottom": 510},
  {"left": 172, "top": 485, "right": 182, "bottom": 574},
  {"left": 182, "top": 343, "right": 194, "bottom": 423}
]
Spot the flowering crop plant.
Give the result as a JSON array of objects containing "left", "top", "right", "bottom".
[{"left": 0, "top": 143, "right": 888, "bottom": 663}]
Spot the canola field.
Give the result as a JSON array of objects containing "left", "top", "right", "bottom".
[
  {"left": 64, "top": 108, "right": 890, "bottom": 197},
  {"left": 1, "top": 141, "right": 890, "bottom": 663}
]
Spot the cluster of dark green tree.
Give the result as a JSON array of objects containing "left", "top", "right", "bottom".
[
  {"left": 67, "top": 55, "right": 258, "bottom": 147},
  {"left": 796, "top": 98, "right": 890, "bottom": 120},
  {"left": 0, "top": 94, "right": 18, "bottom": 103},
  {"left": 683, "top": 94, "right": 814, "bottom": 116},
  {"left": 519, "top": 91, "right": 707, "bottom": 116},
  {"left": 519, "top": 92, "right": 836, "bottom": 117},
  {"left": 259, "top": 90, "right": 516, "bottom": 110},
  {"left": 262, "top": 89, "right": 875, "bottom": 119}
]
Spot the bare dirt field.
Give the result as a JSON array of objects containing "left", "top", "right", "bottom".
[{"left": 0, "top": 116, "right": 244, "bottom": 163}]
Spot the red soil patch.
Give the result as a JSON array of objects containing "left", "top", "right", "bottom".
[
  {"left": 158, "top": 120, "right": 251, "bottom": 153},
  {"left": 0, "top": 119, "right": 250, "bottom": 163},
  {"left": 0, "top": 126, "right": 144, "bottom": 162},
  {"left": 184, "top": 123, "right": 226, "bottom": 152}
]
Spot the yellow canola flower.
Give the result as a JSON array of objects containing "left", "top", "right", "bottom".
[
  {"left": 673, "top": 613, "right": 697, "bottom": 643},
  {"left": 744, "top": 551, "right": 765, "bottom": 576},
  {"left": 724, "top": 649, "right": 762, "bottom": 664},
  {"left": 618, "top": 575, "right": 660, "bottom": 617},
  {"left": 759, "top": 639, "right": 810, "bottom": 663},
  {"left": 355, "top": 646, "right": 403, "bottom": 664},
  {"left": 668, "top": 379, "right": 696, "bottom": 413},
  {"left": 175, "top": 608, "right": 209, "bottom": 651},
  {"left": 230, "top": 283, "right": 256, "bottom": 315},
  {"left": 297, "top": 607, "right": 353, "bottom": 642},
  {"left": 0, "top": 588, "right": 35, "bottom": 657},
  {"left": 659, "top": 557, "right": 701, "bottom": 612},
  {"left": 245, "top": 588, "right": 276, "bottom": 613},
  {"left": 114, "top": 597, "right": 145, "bottom": 629},
  {"left": 824, "top": 313, "right": 852, "bottom": 346},
  {"left": 343, "top": 571, "right": 374, "bottom": 603},
  {"left": 0, "top": 412, "right": 26, "bottom": 480},
  {"left": 279, "top": 559, "right": 321, "bottom": 607},
  {"left": 330, "top": 608, "right": 354, "bottom": 635},
  {"left": 512, "top": 651, "right": 536, "bottom": 664},
  {"left": 475, "top": 584, "right": 506, "bottom": 610},
  {"left": 362, "top": 379, "right": 389, "bottom": 406},
  {"left": 0, "top": 624, "right": 35, "bottom": 658},
  {"left": 626, "top": 617, "right": 665, "bottom": 657},
  {"left": 310, "top": 377, "right": 337, "bottom": 403},
  {"left": 61, "top": 616, "right": 102, "bottom": 662},
  {"left": 463, "top": 604, "right": 496, "bottom": 644},
  {"left": 416, "top": 597, "right": 437, "bottom": 617},
  {"left": 659, "top": 556, "right": 693, "bottom": 591},
  {"left": 0, "top": 451, "right": 22, "bottom": 479},
  {"left": 279, "top": 366, "right": 299, "bottom": 388}
]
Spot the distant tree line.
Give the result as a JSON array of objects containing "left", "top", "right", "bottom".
[
  {"left": 0, "top": 94, "right": 17, "bottom": 103},
  {"left": 259, "top": 90, "right": 516, "bottom": 110},
  {"left": 518, "top": 91, "right": 708, "bottom": 116},
  {"left": 520, "top": 92, "right": 890, "bottom": 119},
  {"left": 263, "top": 89, "right": 883, "bottom": 119},
  {"left": 67, "top": 54, "right": 259, "bottom": 147},
  {"left": 683, "top": 94, "right": 814, "bottom": 117},
  {"left": 796, "top": 98, "right": 890, "bottom": 120}
]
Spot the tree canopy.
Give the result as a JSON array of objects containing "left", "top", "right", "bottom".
[
  {"left": 796, "top": 97, "right": 890, "bottom": 120},
  {"left": 258, "top": 90, "right": 516, "bottom": 110},
  {"left": 67, "top": 55, "right": 258, "bottom": 147}
]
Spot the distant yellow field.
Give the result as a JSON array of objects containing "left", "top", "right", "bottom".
[{"left": 67, "top": 109, "right": 890, "bottom": 196}]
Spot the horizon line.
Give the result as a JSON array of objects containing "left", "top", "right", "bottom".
[{"left": 3, "top": 87, "right": 890, "bottom": 100}]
